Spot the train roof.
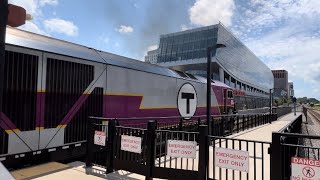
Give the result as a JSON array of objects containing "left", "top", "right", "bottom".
[
  {"left": 5, "top": 27, "right": 180, "bottom": 78},
  {"left": 5, "top": 27, "right": 234, "bottom": 89}
]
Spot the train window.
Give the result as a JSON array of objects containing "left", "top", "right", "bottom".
[
  {"left": 174, "top": 70, "right": 189, "bottom": 78},
  {"left": 186, "top": 73, "right": 198, "bottom": 80},
  {"left": 227, "top": 90, "right": 234, "bottom": 99}
]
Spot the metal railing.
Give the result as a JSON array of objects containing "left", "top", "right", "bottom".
[
  {"left": 87, "top": 112, "right": 278, "bottom": 179},
  {"left": 90, "top": 113, "right": 277, "bottom": 137},
  {"left": 208, "top": 136, "right": 271, "bottom": 180}
]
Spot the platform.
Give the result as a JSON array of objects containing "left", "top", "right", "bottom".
[{"left": 9, "top": 113, "right": 300, "bottom": 180}]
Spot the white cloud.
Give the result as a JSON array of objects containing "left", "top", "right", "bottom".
[
  {"left": 189, "top": 0, "right": 235, "bottom": 27},
  {"left": 40, "top": 0, "right": 58, "bottom": 6},
  {"left": 9, "top": 0, "right": 60, "bottom": 36},
  {"left": 20, "top": 21, "right": 48, "bottom": 36},
  {"left": 117, "top": 25, "right": 134, "bottom": 34},
  {"left": 180, "top": 24, "right": 190, "bottom": 31},
  {"left": 44, "top": 18, "right": 78, "bottom": 36},
  {"left": 140, "top": 44, "right": 158, "bottom": 61},
  {"left": 246, "top": 25, "right": 320, "bottom": 99},
  {"left": 8, "top": 0, "right": 38, "bottom": 15},
  {"left": 238, "top": 0, "right": 320, "bottom": 31},
  {"left": 147, "top": 44, "right": 158, "bottom": 51}
]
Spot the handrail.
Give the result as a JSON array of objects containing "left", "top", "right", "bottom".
[
  {"left": 277, "top": 114, "right": 302, "bottom": 133},
  {"left": 274, "top": 131, "right": 320, "bottom": 139},
  {"left": 89, "top": 112, "right": 273, "bottom": 121}
]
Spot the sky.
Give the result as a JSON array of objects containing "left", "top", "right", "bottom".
[{"left": 8, "top": 0, "right": 320, "bottom": 99}]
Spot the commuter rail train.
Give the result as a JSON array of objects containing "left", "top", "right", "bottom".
[{"left": 0, "top": 27, "right": 234, "bottom": 166}]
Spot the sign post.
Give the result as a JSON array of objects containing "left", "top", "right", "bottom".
[{"left": 0, "top": 0, "right": 8, "bottom": 118}]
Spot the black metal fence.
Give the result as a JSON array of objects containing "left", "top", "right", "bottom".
[
  {"left": 85, "top": 108, "right": 320, "bottom": 180},
  {"left": 269, "top": 114, "right": 320, "bottom": 180},
  {"left": 86, "top": 113, "right": 276, "bottom": 179},
  {"left": 91, "top": 113, "right": 276, "bottom": 137},
  {"left": 207, "top": 136, "right": 271, "bottom": 180}
]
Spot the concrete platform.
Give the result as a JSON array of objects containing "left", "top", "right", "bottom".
[{"left": 9, "top": 112, "right": 300, "bottom": 180}]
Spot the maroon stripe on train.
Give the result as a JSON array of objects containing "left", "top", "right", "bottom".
[
  {"left": 59, "top": 94, "right": 90, "bottom": 126},
  {"left": 0, "top": 112, "right": 18, "bottom": 130},
  {"left": 36, "top": 92, "right": 46, "bottom": 128},
  {"left": 103, "top": 95, "right": 221, "bottom": 118}
]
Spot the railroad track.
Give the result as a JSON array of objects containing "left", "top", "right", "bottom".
[
  {"left": 308, "top": 108, "right": 320, "bottom": 122},
  {"left": 305, "top": 108, "right": 320, "bottom": 159}
]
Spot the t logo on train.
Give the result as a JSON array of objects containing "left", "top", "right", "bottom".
[{"left": 177, "top": 83, "right": 197, "bottom": 119}]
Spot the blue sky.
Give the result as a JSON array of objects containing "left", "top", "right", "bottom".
[{"left": 8, "top": 0, "right": 320, "bottom": 99}]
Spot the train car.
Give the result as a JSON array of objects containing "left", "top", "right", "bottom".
[{"left": 0, "top": 27, "right": 234, "bottom": 167}]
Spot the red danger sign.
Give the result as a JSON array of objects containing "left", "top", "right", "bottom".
[
  {"left": 94, "top": 131, "right": 106, "bottom": 146},
  {"left": 291, "top": 157, "right": 320, "bottom": 180}
]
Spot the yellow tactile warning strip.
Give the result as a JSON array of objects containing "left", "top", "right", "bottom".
[{"left": 10, "top": 162, "right": 70, "bottom": 180}]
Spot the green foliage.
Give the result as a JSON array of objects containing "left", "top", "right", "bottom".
[{"left": 297, "top": 97, "right": 319, "bottom": 104}]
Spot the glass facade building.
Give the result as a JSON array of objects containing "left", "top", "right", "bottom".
[
  {"left": 158, "top": 27, "right": 218, "bottom": 63},
  {"left": 147, "top": 23, "right": 275, "bottom": 109}
]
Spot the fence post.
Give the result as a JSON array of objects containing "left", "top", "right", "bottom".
[
  {"left": 86, "top": 117, "right": 94, "bottom": 167},
  {"left": 230, "top": 116, "right": 233, "bottom": 134},
  {"left": 255, "top": 114, "right": 257, "bottom": 127},
  {"left": 146, "top": 121, "right": 156, "bottom": 180},
  {"left": 107, "top": 119, "right": 116, "bottom": 173},
  {"left": 270, "top": 132, "right": 283, "bottom": 180},
  {"left": 198, "top": 125, "right": 208, "bottom": 180},
  {"left": 211, "top": 117, "right": 215, "bottom": 136},
  {"left": 179, "top": 118, "right": 183, "bottom": 131},
  {"left": 220, "top": 117, "right": 224, "bottom": 136},
  {"left": 237, "top": 116, "right": 239, "bottom": 133}
]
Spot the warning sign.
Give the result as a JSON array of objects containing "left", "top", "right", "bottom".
[
  {"left": 94, "top": 131, "right": 106, "bottom": 146},
  {"left": 167, "top": 140, "right": 197, "bottom": 159},
  {"left": 121, "top": 135, "right": 142, "bottom": 153},
  {"left": 215, "top": 147, "right": 249, "bottom": 172},
  {"left": 291, "top": 157, "right": 320, "bottom": 179}
]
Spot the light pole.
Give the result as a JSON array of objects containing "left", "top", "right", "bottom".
[
  {"left": 269, "top": 89, "right": 273, "bottom": 115},
  {"left": 0, "top": 0, "right": 8, "bottom": 116},
  {"left": 207, "top": 44, "right": 226, "bottom": 134}
]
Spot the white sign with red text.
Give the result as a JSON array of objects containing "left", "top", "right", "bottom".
[
  {"left": 215, "top": 147, "right": 249, "bottom": 172},
  {"left": 94, "top": 131, "right": 106, "bottom": 146},
  {"left": 121, "top": 135, "right": 142, "bottom": 153},
  {"left": 291, "top": 157, "right": 320, "bottom": 180},
  {"left": 167, "top": 140, "right": 197, "bottom": 159}
]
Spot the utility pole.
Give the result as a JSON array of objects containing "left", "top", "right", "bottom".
[
  {"left": 0, "top": 0, "right": 8, "bottom": 115},
  {"left": 206, "top": 43, "right": 226, "bottom": 135},
  {"left": 269, "top": 89, "right": 273, "bottom": 115},
  {"left": 206, "top": 46, "right": 214, "bottom": 135}
]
